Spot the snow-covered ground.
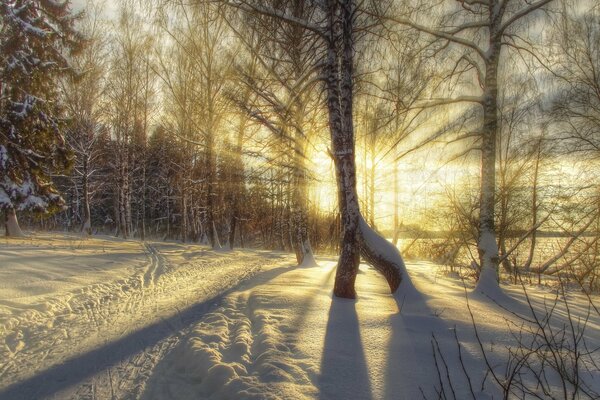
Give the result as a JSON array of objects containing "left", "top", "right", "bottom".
[
  {"left": 0, "top": 233, "right": 289, "bottom": 399},
  {"left": 1, "top": 233, "right": 599, "bottom": 399}
]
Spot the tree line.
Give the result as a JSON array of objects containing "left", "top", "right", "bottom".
[{"left": 1, "top": 0, "right": 598, "bottom": 298}]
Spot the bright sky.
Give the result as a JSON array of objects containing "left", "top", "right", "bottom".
[{"left": 72, "top": 0, "right": 118, "bottom": 19}]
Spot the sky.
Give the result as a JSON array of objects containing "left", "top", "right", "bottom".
[{"left": 72, "top": 0, "right": 118, "bottom": 19}]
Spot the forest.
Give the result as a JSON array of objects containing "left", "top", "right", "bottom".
[{"left": 1, "top": 0, "right": 600, "bottom": 399}]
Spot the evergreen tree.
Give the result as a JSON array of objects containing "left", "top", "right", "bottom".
[{"left": 0, "top": 0, "right": 82, "bottom": 235}]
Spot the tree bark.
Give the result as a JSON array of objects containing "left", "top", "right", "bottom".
[
  {"left": 392, "top": 153, "right": 400, "bottom": 246},
  {"left": 524, "top": 141, "right": 541, "bottom": 270},
  {"left": 475, "top": 41, "right": 501, "bottom": 293},
  {"left": 181, "top": 187, "right": 188, "bottom": 242},
  {"left": 327, "top": 0, "right": 408, "bottom": 297},
  {"left": 5, "top": 208, "right": 25, "bottom": 237},
  {"left": 81, "top": 156, "right": 92, "bottom": 235},
  {"left": 327, "top": 0, "right": 360, "bottom": 299},
  {"left": 206, "top": 134, "right": 217, "bottom": 249}
]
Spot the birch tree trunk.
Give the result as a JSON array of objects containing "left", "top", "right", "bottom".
[
  {"left": 81, "top": 156, "right": 92, "bottom": 235},
  {"left": 524, "top": 141, "right": 541, "bottom": 270},
  {"left": 392, "top": 152, "right": 400, "bottom": 246},
  {"left": 326, "top": 0, "right": 361, "bottom": 298},
  {"left": 5, "top": 208, "right": 25, "bottom": 237},
  {"left": 292, "top": 148, "right": 316, "bottom": 266},
  {"left": 327, "top": 0, "right": 409, "bottom": 297},
  {"left": 475, "top": 42, "right": 501, "bottom": 293}
]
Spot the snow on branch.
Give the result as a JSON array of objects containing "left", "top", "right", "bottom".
[{"left": 358, "top": 215, "right": 417, "bottom": 296}]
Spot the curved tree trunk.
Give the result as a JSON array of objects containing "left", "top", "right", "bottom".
[
  {"left": 5, "top": 208, "right": 25, "bottom": 237},
  {"left": 326, "top": 0, "right": 416, "bottom": 298},
  {"left": 358, "top": 216, "right": 413, "bottom": 294}
]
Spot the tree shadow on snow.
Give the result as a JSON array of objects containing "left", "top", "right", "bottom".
[
  {"left": 384, "top": 289, "right": 495, "bottom": 400},
  {"left": 0, "top": 265, "right": 292, "bottom": 400},
  {"left": 318, "top": 297, "right": 373, "bottom": 400}
]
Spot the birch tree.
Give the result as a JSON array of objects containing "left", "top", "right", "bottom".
[
  {"left": 375, "top": 0, "right": 554, "bottom": 296},
  {"left": 106, "top": 6, "right": 152, "bottom": 238},
  {"left": 224, "top": 0, "right": 414, "bottom": 298},
  {"left": 62, "top": 1, "right": 107, "bottom": 235},
  {"left": 158, "top": 0, "right": 232, "bottom": 248},
  {"left": 229, "top": 1, "right": 322, "bottom": 265},
  {"left": 551, "top": 2, "right": 600, "bottom": 160}
]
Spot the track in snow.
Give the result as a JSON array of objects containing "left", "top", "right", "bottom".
[
  {"left": 0, "top": 240, "right": 290, "bottom": 400},
  {"left": 142, "top": 243, "right": 167, "bottom": 288}
]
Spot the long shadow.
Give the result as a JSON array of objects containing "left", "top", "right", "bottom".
[
  {"left": 288, "top": 263, "right": 337, "bottom": 333},
  {"left": 319, "top": 297, "right": 373, "bottom": 400},
  {"left": 383, "top": 288, "right": 498, "bottom": 400},
  {"left": 0, "top": 265, "right": 292, "bottom": 400}
]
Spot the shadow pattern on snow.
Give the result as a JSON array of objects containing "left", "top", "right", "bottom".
[
  {"left": 319, "top": 297, "right": 373, "bottom": 400},
  {"left": 0, "top": 266, "right": 292, "bottom": 400}
]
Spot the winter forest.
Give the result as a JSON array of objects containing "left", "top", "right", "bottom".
[{"left": 1, "top": 0, "right": 600, "bottom": 399}]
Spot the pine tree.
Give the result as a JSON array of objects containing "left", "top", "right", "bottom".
[{"left": 0, "top": 0, "right": 81, "bottom": 235}]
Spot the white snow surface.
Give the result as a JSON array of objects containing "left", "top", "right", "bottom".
[
  {"left": 0, "top": 233, "right": 288, "bottom": 399},
  {"left": 1, "top": 233, "right": 599, "bottom": 400}
]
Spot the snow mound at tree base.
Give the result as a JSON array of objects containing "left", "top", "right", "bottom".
[{"left": 298, "top": 251, "right": 319, "bottom": 268}]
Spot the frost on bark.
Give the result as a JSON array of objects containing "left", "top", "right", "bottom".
[{"left": 5, "top": 208, "right": 25, "bottom": 237}]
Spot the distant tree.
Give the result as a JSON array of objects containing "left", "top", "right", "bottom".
[
  {"left": 551, "top": 2, "right": 600, "bottom": 160},
  {"left": 62, "top": 0, "right": 108, "bottom": 235},
  {"left": 231, "top": 0, "right": 323, "bottom": 265},
  {"left": 105, "top": 5, "right": 153, "bottom": 238},
  {"left": 0, "top": 0, "right": 82, "bottom": 236},
  {"left": 157, "top": 0, "right": 232, "bottom": 248}
]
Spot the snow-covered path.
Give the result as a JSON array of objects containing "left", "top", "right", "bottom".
[{"left": 0, "top": 234, "right": 290, "bottom": 400}]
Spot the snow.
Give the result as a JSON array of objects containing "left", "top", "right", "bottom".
[
  {"left": 299, "top": 248, "right": 319, "bottom": 268},
  {"left": 358, "top": 214, "right": 418, "bottom": 297},
  {"left": 1, "top": 233, "right": 599, "bottom": 399},
  {"left": 0, "top": 174, "right": 57, "bottom": 212},
  {"left": 0, "top": 188, "right": 10, "bottom": 207},
  {"left": 144, "top": 258, "right": 600, "bottom": 399},
  {"left": 0, "top": 233, "right": 289, "bottom": 399},
  {"left": 0, "top": 146, "right": 7, "bottom": 169}
]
